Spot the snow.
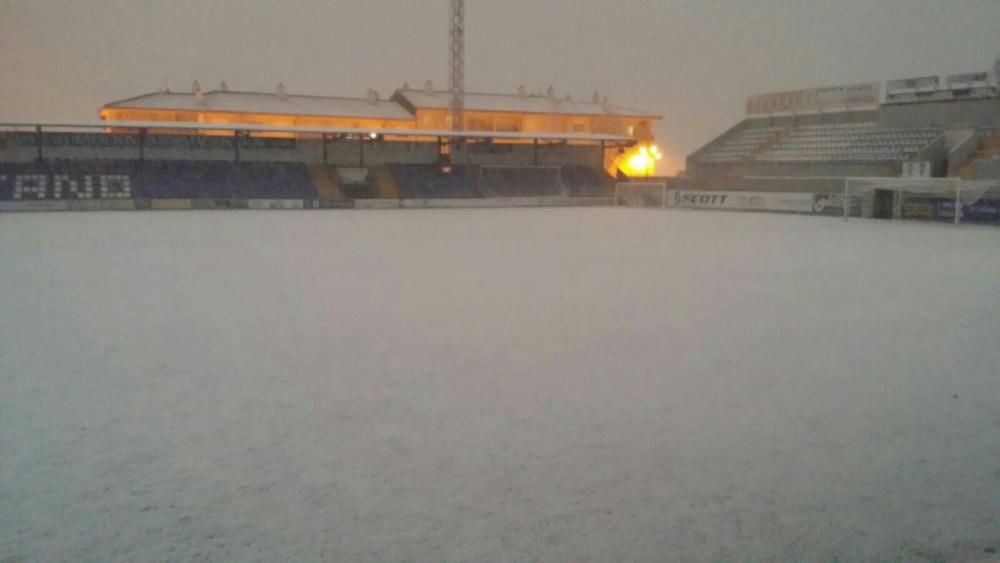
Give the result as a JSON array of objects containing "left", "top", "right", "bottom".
[
  {"left": 105, "top": 90, "right": 416, "bottom": 120},
  {"left": 394, "top": 89, "right": 655, "bottom": 118},
  {"left": 1, "top": 208, "right": 998, "bottom": 561},
  {"left": 99, "top": 88, "right": 657, "bottom": 121}
]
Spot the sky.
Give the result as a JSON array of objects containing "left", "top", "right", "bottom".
[{"left": 0, "top": 0, "right": 997, "bottom": 174}]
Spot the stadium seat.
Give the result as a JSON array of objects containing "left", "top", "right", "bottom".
[
  {"left": 755, "top": 123, "right": 941, "bottom": 163},
  {"left": 386, "top": 164, "right": 480, "bottom": 199},
  {"left": 561, "top": 166, "right": 615, "bottom": 196},
  {"left": 698, "top": 127, "right": 783, "bottom": 164}
]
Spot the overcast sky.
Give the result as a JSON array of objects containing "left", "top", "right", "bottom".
[{"left": 1, "top": 0, "right": 997, "bottom": 173}]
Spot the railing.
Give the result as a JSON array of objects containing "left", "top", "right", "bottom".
[
  {"left": 912, "top": 133, "right": 946, "bottom": 163},
  {"left": 687, "top": 119, "right": 753, "bottom": 166},
  {"left": 946, "top": 131, "right": 980, "bottom": 176}
]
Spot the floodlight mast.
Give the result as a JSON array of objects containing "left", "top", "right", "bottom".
[{"left": 449, "top": 0, "right": 465, "bottom": 136}]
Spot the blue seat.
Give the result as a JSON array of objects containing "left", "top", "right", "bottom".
[
  {"left": 388, "top": 164, "right": 479, "bottom": 199},
  {"left": 0, "top": 159, "right": 319, "bottom": 201}
]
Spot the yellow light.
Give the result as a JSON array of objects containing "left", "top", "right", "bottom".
[
  {"left": 617, "top": 144, "right": 660, "bottom": 177},
  {"left": 627, "top": 151, "right": 652, "bottom": 174}
]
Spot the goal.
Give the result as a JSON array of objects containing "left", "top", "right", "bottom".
[
  {"left": 614, "top": 181, "right": 668, "bottom": 208},
  {"left": 843, "top": 177, "right": 999, "bottom": 225},
  {"left": 477, "top": 165, "right": 563, "bottom": 197}
]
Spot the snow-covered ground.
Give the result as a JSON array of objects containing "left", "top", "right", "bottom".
[{"left": 1, "top": 208, "right": 998, "bottom": 562}]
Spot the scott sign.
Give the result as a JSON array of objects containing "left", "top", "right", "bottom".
[
  {"left": 670, "top": 190, "right": 815, "bottom": 213},
  {"left": 675, "top": 193, "right": 729, "bottom": 206}
]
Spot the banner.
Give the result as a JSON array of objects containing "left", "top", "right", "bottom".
[
  {"left": 946, "top": 72, "right": 989, "bottom": 88},
  {"left": 812, "top": 193, "right": 861, "bottom": 216},
  {"left": 1, "top": 173, "right": 132, "bottom": 200},
  {"left": 935, "top": 198, "right": 1000, "bottom": 223},
  {"left": 901, "top": 161, "right": 932, "bottom": 179},
  {"left": 668, "top": 190, "right": 815, "bottom": 213},
  {"left": 886, "top": 76, "right": 939, "bottom": 94},
  {"left": 746, "top": 82, "right": 879, "bottom": 115},
  {"left": 247, "top": 199, "right": 305, "bottom": 210},
  {"left": 3, "top": 132, "right": 140, "bottom": 148},
  {"left": 0, "top": 132, "right": 295, "bottom": 150}
]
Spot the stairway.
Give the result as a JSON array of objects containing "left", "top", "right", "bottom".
[
  {"left": 957, "top": 131, "right": 1000, "bottom": 180},
  {"left": 369, "top": 166, "right": 400, "bottom": 199},
  {"left": 726, "top": 126, "right": 793, "bottom": 178},
  {"left": 307, "top": 164, "right": 344, "bottom": 201}
]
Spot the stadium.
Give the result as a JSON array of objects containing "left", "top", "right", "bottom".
[
  {"left": 2, "top": 62, "right": 1000, "bottom": 223},
  {"left": 0, "top": 82, "right": 658, "bottom": 209},
  {"left": 2, "top": 2, "right": 999, "bottom": 561},
  {"left": 661, "top": 59, "right": 1000, "bottom": 224}
]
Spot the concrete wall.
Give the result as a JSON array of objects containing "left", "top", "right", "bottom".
[
  {"left": 359, "top": 195, "right": 611, "bottom": 209},
  {"left": 735, "top": 162, "right": 900, "bottom": 178},
  {"left": 743, "top": 111, "right": 880, "bottom": 129},
  {"left": 975, "top": 158, "right": 1000, "bottom": 180},
  {"left": 879, "top": 98, "right": 1000, "bottom": 130},
  {"left": 728, "top": 177, "right": 848, "bottom": 193},
  {"left": 0, "top": 195, "right": 613, "bottom": 212}
]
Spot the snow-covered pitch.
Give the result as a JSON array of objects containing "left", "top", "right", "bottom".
[{"left": 1, "top": 208, "right": 998, "bottom": 561}]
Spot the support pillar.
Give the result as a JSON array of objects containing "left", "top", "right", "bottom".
[
  {"left": 843, "top": 178, "right": 849, "bottom": 222},
  {"left": 954, "top": 179, "right": 961, "bottom": 226}
]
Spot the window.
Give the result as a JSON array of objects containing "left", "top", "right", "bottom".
[
  {"left": 495, "top": 116, "right": 521, "bottom": 132},
  {"left": 467, "top": 117, "right": 491, "bottom": 131}
]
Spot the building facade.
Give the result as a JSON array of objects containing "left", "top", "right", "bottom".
[{"left": 100, "top": 82, "right": 661, "bottom": 175}]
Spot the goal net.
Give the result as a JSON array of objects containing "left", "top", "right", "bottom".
[
  {"left": 614, "top": 182, "right": 668, "bottom": 208},
  {"left": 477, "top": 165, "right": 563, "bottom": 197},
  {"left": 844, "top": 177, "right": 999, "bottom": 224}
]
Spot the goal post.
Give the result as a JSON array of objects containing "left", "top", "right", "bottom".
[
  {"left": 614, "top": 181, "right": 668, "bottom": 208},
  {"left": 611, "top": 174, "right": 999, "bottom": 225},
  {"left": 477, "top": 164, "right": 564, "bottom": 197},
  {"left": 843, "top": 177, "right": 998, "bottom": 225}
]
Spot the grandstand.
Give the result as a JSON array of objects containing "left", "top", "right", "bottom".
[
  {"left": 756, "top": 123, "right": 941, "bottom": 164},
  {"left": 0, "top": 82, "right": 663, "bottom": 210},
  {"left": 99, "top": 82, "right": 661, "bottom": 177},
  {"left": 694, "top": 127, "right": 783, "bottom": 164},
  {"left": 688, "top": 58, "right": 1000, "bottom": 181},
  {"left": 0, "top": 119, "right": 634, "bottom": 209},
  {"left": 625, "top": 58, "right": 1000, "bottom": 225},
  {"left": 3, "top": 61, "right": 998, "bottom": 222}
]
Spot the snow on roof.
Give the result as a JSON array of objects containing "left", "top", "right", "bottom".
[
  {"left": 394, "top": 89, "right": 658, "bottom": 118},
  {"left": 104, "top": 90, "right": 415, "bottom": 121},
  {"left": 0, "top": 119, "right": 635, "bottom": 144},
  {"left": 103, "top": 88, "right": 659, "bottom": 122}
]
